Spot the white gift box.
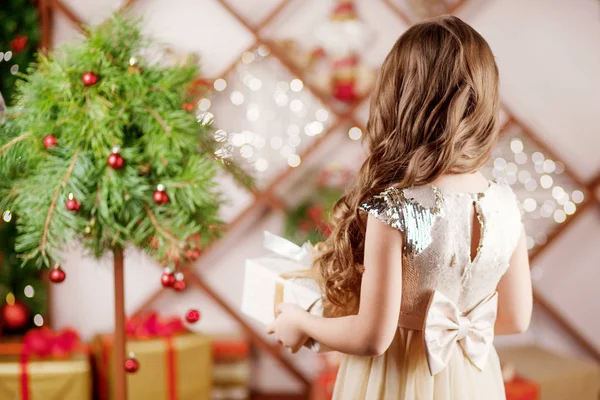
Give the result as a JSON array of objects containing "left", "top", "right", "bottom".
[{"left": 241, "top": 232, "right": 329, "bottom": 352}]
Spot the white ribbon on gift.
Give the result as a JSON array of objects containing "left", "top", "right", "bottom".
[
  {"left": 263, "top": 231, "right": 314, "bottom": 267},
  {"left": 423, "top": 290, "right": 498, "bottom": 376}
]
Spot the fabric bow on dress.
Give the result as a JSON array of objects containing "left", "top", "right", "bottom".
[{"left": 423, "top": 290, "right": 498, "bottom": 376}]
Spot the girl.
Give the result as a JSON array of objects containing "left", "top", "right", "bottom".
[{"left": 267, "top": 15, "right": 532, "bottom": 400}]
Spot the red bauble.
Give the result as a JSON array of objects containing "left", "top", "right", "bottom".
[
  {"left": 82, "top": 71, "right": 99, "bottom": 87},
  {"left": 160, "top": 191, "right": 169, "bottom": 204},
  {"left": 124, "top": 354, "right": 140, "bottom": 373},
  {"left": 66, "top": 198, "right": 80, "bottom": 212},
  {"left": 49, "top": 267, "right": 66, "bottom": 283},
  {"left": 173, "top": 279, "right": 186, "bottom": 292},
  {"left": 107, "top": 152, "right": 125, "bottom": 169},
  {"left": 43, "top": 135, "right": 58, "bottom": 148},
  {"left": 153, "top": 185, "right": 169, "bottom": 205},
  {"left": 153, "top": 190, "right": 164, "bottom": 204},
  {"left": 185, "top": 309, "right": 200, "bottom": 323},
  {"left": 181, "top": 103, "right": 194, "bottom": 111},
  {"left": 1, "top": 302, "right": 29, "bottom": 330},
  {"left": 161, "top": 271, "right": 176, "bottom": 288}
]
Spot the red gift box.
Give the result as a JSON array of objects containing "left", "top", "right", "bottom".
[{"left": 505, "top": 376, "right": 539, "bottom": 400}]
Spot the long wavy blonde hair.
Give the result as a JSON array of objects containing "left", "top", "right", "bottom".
[{"left": 314, "top": 15, "right": 500, "bottom": 316}]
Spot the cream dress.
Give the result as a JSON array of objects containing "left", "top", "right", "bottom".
[{"left": 332, "top": 180, "right": 523, "bottom": 400}]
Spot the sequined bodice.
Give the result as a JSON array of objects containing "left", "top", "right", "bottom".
[{"left": 360, "top": 180, "right": 522, "bottom": 318}]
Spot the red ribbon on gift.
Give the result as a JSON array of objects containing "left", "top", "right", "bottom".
[
  {"left": 0, "top": 328, "right": 84, "bottom": 400},
  {"left": 125, "top": 312, "right": 184, "bottom": 339}
]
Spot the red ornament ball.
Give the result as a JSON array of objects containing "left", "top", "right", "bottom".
[
  {"left": 107, "top": 152, "right": 125, "bottom": 169},
  {"left": 181, "top": 103, "right": 194, "bottom": 112},
  {"left": 153, "top": 185, "right": 169, "bottom": 205},
  {"left": 1, "top": 301, "right": 29, "bottom": 330},
  {"left": 49, "top": 267, "right": 66, "bottom": 283},
  {"left": 82, "top": 71, "right": 99, "bottom": 87},
  {"left": 43, "top": 135, "right": 58, "bottom": 148},
  {"left": 161, "top": 271, "right": 176, "bottom": 288},
  {"left": 124, "top": 355, "right": 140, "bottom": 373},
  {"left": 173, "top": 279, "right": 186, "bottom": 292},
  {"left": 66, "top": 197, "right": 80, "bottom": 212},
  {"left": 185, "top": 309, "right": 201, "bottom": 324},
  {"left": 153, "top": 190, "right": 165, "bottom": 204}
]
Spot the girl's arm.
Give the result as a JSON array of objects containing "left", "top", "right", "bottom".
[
  {"left": 495, "top": 227, "right": 532, "bottom": 335},
  {"left": 268, "top": 214, "right": 404, "bottom": 356}
]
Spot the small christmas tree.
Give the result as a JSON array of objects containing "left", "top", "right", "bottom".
[{"left": 0, "top": 14, "right": 245, "bottom": 399}]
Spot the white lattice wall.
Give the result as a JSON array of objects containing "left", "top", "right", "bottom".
[{"left": 49, "top": 0, "right": 600, "bottom": 393}]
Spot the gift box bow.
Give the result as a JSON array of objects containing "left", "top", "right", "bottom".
[
  {"left": 263, "top": 231, "right": 326, "bottom": 316},
  {"left": 22, "top": 327, "right": 83, "bottom": 358},
  {"left": 126, "top": 312, "right": 185, "bottom": 339},
  {"left": 264, "top": 231, "right": 314, "bottom": 266}
]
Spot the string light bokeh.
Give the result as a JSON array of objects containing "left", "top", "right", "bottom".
[
  {"left": 482, "top": 121, "right": 586, "bottom": 254},
  {"left": 207, "top": 46, "right": 334, "bottom": 188}
]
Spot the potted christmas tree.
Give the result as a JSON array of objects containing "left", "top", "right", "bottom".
[{"left": 0, "top": 15, "right": 246, "bottom": 400}]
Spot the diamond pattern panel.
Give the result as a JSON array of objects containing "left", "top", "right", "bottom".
[
  {"left": 209, "top": 47, "right": 335, "bottom": 189},
  {"left": 388, "top": 0, "right": 463, "bottom": 22},
  {"left": 482, "top": 122, "right": 588, "bottom": 253},
  {"left": 532, "top": 208, "right": 600, "bottom": 351},
  {"left": 225, "top": 0, "right": 289, "bottom": 26},
  {"left": 132, "top": 0, "right": 256, "bottom": 77},
  {"left": 274, "top": 126, "right": 365, "bottom": 207},
  {"left": 47, "top": 0, "right": 600, "bottom": 365}
]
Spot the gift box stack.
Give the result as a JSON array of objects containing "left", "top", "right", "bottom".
[
  {"left": 0, "top": 328, "right": 92, "bottom": 400},
  {"left": 93, "top": 313, "right": 212, "bottom": 400},
  {"left": 210, "top": 333, "right": 251, "bottom": 400}
]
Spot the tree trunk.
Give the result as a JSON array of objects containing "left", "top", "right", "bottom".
[{"left": 113, "top": 247, "right": 127, "bottom": 400}]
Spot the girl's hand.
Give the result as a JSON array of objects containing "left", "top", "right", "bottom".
[{"left": 266, "top": 303, "right": 309, "bottom": 353}]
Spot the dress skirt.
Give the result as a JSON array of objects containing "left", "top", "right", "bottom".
[{"left": 332, "top": 327, "right": 506, "bottom": 400}]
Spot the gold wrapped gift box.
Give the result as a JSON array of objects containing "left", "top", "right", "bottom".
[
  {"left": 498, "top": 345, "right": 600, "bottom": 400},
  {"left": 93, "top": 333, "right": 212, "bottom": 400},
  {"left": 0, "top": 352, "right": 91, "bottom": 400}
]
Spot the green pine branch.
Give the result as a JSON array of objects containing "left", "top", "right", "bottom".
[{"left": 0, "top": 14, "right": 247, "bottom": 270}]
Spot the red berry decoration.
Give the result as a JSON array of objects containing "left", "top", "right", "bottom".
[
  {"left": 82, "top": 71, "right": 98, "bottom": 87},
  {"left": 153, "top": 184, "right": 169, "bottom": 205},
  {"left": 186, "top": 309, "right": 201, "bottom": 323},
  {"left": 124, "top": 353, "right": 140, "bottom": 373},
  {"left": 66, "top": 193, "right": 80, "bottom": 212},
  {"left": 181, "top": 103, "right": 194, "bottom": 112},
  {"left": 107, "top": 146, "right": 125, "bottom": 169},
  {"left": 43, "top": 134, "right": 58, "bottom": 148},
  {"left": 161, "top": 269, "right": 176, "bottom": 288},
  {"left": 49, "top": 266, "right": 66, "bottom": 283}
]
